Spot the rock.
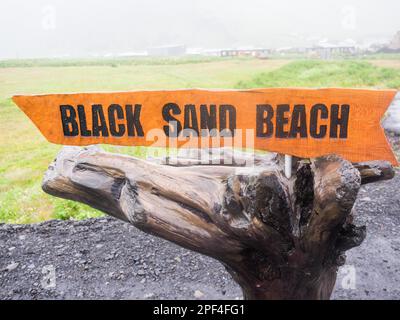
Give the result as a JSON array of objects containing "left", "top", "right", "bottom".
[
  {"left": 360, "top": 197, "right": 372, "bottom": 202},
  {"left": 137, "top": 269, "right": 145, "bottom": 276},
  {"left": 194, "top": 290, "right": 204, "bottom": 299},
  {"left": 387, "top": 31, "right": 400, "bottom": 51},
  {"left": 4, "top": 262, "right": 19, "bottom": 272},
  {"left": 382, "top": 93, "right": 400, "bottom": 134},
  {"left": 104, "top": 254, "right": 114, "bottom": 261}
]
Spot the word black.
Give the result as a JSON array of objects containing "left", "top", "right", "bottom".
[{"left": 60, "top": 104, "right": 144, "bottom": 137}]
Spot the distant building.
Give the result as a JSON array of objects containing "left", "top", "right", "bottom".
[
  {"left": 201, "top": 49, "right": 222, "bottom": 57},
  {"left": 276, "top": 41, "right": 357, "bottom": 59},
  {"left": 275, "top": 47, "right": 303, "bottom": 54},
  {"left": 220, "top": 48, "right": 270, "bottom": 58},
  {"left": 147, "top": 45, "right": 186, "bottom": 57},
  {"left": 311, "top": 44, "right": 356, "bottom": 59},
  {"left": 115, "top": 51, "right": 148, "bottom": 58}
]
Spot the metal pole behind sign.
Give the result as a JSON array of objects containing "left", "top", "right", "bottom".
[{"left": 284, "top": 154, "right": 292, "bottom": 179}]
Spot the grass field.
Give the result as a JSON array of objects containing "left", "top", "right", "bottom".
[
  {"left": 1, "top": 57, "right": 399, "bottom": 223},
  {"left": 237, "top": 60, "right": 400, "bottom": 88}
]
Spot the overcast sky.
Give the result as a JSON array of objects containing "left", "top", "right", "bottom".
[{"left": 0, "top": 0, "right": 399, "bottom": 59}]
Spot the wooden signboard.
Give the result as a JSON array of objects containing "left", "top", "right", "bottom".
[{"left": 12, "top": 88, "right": 398, "bottom": 165}]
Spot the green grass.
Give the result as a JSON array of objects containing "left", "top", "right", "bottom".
[
  {"left": 1, "top": 57, "right": 399, "bottom": 224},
  {"left": 362, "top": 53, "right": 400, "bottom": 60},
  {"left": 237, "top": 60, "right": 400, "bottom": 89},
  {"left": 0, "top": 56, "right": 229, "bottom": 68}
]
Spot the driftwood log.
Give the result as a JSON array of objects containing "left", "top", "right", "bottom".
[{"left": 42, "top": 146, "right": 394, "bottom": 300}]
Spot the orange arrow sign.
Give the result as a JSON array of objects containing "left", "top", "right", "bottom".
[{"left": 12, "top": 88, "right": 398, "bottom": 165}]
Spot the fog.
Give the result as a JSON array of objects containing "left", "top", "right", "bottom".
[{"left": 0, "top": 0, "right": 399, "bottom": 59}]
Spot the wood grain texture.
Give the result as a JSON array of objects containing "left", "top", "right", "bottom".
[
  {"left": 13, "top": 88, "right": 398, "bottom": 165},
  {"left": 42, "top": 146, "right": 394, "bottom": 299}
]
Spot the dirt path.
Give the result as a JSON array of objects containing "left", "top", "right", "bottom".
[{"left": 1, "top": 168, "right": 399, "bottom": 300}]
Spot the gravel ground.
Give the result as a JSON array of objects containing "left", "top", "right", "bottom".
[
  {"left": 0, "top": 217, "right": 241, "bottom": 300},
  {"left": 0, "top": 169, "right": 399, "bottom": 300}
]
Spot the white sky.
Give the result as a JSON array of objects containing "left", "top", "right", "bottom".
[{"left": 0, "top": 0, "right": 399, "bottom": 58}]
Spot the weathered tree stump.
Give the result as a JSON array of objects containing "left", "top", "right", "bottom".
[{"left": 42, "top": 146, "right": 394, "bottom": 300}]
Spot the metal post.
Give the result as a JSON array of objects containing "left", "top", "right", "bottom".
[{"left": 284, "top": 154, "right": 292, "bottom": 179}]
